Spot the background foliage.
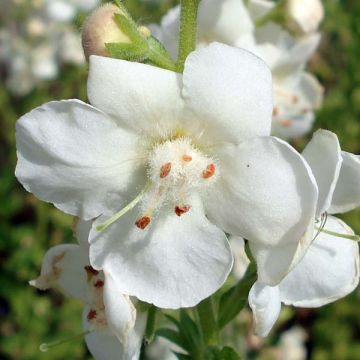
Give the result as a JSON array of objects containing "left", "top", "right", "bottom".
[{"left": 0, "top": 0, "right": 360, "bottom": 359}]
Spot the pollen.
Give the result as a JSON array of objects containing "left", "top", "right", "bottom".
[
  {"left": 135, "top": 216, "right": 151, "bottom": 229},
  {"left": 182, "top": 154, "right": 192, "bottom": 162},
  {"left": 175, "top": 205, "right": 191, "bottom": 216},
  {"left": 202, "top": 163, "right": 216, "bottom": 179},
  {"left": 94, "top": 280, "right": 104, "bottom": 288},
  {"left": 160, "top": 162, "right": 172, "bottom": 178},
  {"left": 87, "top": 309, "right": 97, "bottom": 320}
]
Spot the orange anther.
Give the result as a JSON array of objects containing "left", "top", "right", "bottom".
[
  {"left": 84, "top": 266, "right": 99, "bottom": 276},
  {"left": 160, "top": 162, "right": 172, "bottom": 178},
  {"left": 175, "top": 205, "right": 191, "bottom": 216},
  {"left": 202, "top": 163, "right": 216, "bottom": 179},
  {"left": 94, "top": 280, "right": 104, "bottom": 288},
  {"left": 182, "top": 154, "right": 192, "bottom": 162},
  {"left": 135, "top": 216, "right": 151, "bottom": 229},
  {"left": 87, "top": 309, "right": 97, "bottom": 320}
]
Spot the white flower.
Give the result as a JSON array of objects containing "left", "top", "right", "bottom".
[
  {"left": 16, "top": 43, "right": 318, "bottom": 308},
  {"left": 249, "top": 129, "right": 360, "bottom": 337},
  {"left": 279, "top": 326, "right": 307, "bottom": 360},
  {"left": 286, "top": 0, "right": 324, "bottom": 36},
  {"left": 152, "top": 0, "right": 323, "bottom": 139},
  {"left": 30, "top": 221, "right": 146, "bottom": 360},
  {"left": 45, "top": 0, "right": 100, "bottom": 22}
]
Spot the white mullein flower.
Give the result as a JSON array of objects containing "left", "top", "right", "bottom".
[
  {"left": 16, "top": 43, "right": 318, "bottom": 309},
  {"left": 249, "top": 130, "right": 360, "bottom": 337},
  {"left": 30, "top": 221, "right": 146, "bottom": 360}
]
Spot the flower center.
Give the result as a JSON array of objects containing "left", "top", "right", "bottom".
[{"left": 134, "top": 138, "right": 218, "bottom": 229}]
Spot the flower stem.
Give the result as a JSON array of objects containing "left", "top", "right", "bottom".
[
  {"left": 314, "top": 226, "right": 360, "bottom": 241},
  {"left": 196, "top": 296, "right": 219, "bottom": 347},
  {"left": 176, "top": 0, "right": 199, "bottom": 72}
]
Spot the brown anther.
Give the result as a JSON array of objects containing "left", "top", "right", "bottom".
[
  {"left": 182, "top": 154, "right": 192, "bottom": 162},
  {"left": 135, "top": 216, "right": 151, "bottom": 229},
  {"left": 160, "top": 162, "right": 172, "bottom": 178},
  {"left": 175, "top": 205, "right": 191, "bottom": 216},
  {"left": 87, "top": 309, "right": 97, "bottom": 320},
  {"left": 202, "top": 163, "right": 216, "bottom": 179},
  {"left": 84, "top": 265, "right": 99, "bottom": 276},
  {"left": 272, "top": 106, "right": 278, "bottom": 117},
  {"left": 282, "top": 119, "right": 292, "bottom": 127},
  {"left": 94, "top": 280, "right": 104, "bottom": 288}
]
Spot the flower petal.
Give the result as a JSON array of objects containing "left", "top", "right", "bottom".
[
  {"left": 279, "top": 216, "right": 360, "bottom": 307},
  {"left": 83, "top": 307, "right": 146, "bottom": 360},
  {"left": 87, "top": 56, "right": 184, "bottom": 138},
  {"left": 329, "top": 152, "right": 360, "bottom": 214},
  {"left": 182, "top": 43, "right": 273, "bottom": 145},
  {"left": 302, "top": 129, "right": 342, "bottom": 216},
  {"left": 89, "top": 197, "right": 233, "bottom": 308},
  {"left": 248, "top": 281, "right": 281, "bottom": 337},
  {"left": 29, "top": 244, "right": 88, "bottom": 301},
  {"left": 198, "top": 0, "right": 254, "bottom": 45},
  {"left": 204, "top": 136, "right": 318, "bottom": 285},
  {"left": 229, "top": 236, "right": 250, "bottom": 280},
  {"left": 15, "top": 100, "right": 142, "bottom": 220}
]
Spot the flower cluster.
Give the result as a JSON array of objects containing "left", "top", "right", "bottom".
[
  {"left": 0, "top": 0, "right": 100, "bottom": 96},
  {"left": 14, "top": 0, "right": 360, "bottom": 359}
]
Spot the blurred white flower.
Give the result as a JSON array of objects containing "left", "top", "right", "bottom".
[
  {"left": 249, "top": 130, "right": 360, "bottom": 337},
  {"left": 151, "top": 0, "right": 324, "bottom": 139},
  {"left": 30, "top": 221, "right": 146, "bottom": 360},
  {"left": 279, "top": 326, "right": 307, "bottom": 360},
  {"left": 286, "top": 0, "right": 324, "bottom": 36},
  {"left": 16, "top": 43, "right": 318, "bottom": 308}
]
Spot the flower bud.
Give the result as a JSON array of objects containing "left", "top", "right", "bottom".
[
  {"left": 286, "top": 0, "right": 324, "bottom": 35},
  {"left": 82, "top": 3, "right": 131, "bottom": 60}
]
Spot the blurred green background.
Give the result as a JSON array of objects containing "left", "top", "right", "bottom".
[{"left": 1, "top": 0, "right": 360, "bottom": 359}]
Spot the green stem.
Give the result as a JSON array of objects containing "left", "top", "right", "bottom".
[
  {"left": 255, "top": 0, "right": 286, "bottom": 28},
  {"left": 176, "top": 0, "right": 199, "bottom": 72},
  {"left": 144, "top": 305, "right": 157, "bottom": 344},
  {"left": 314, "top": 226, "right": 360, "bottom": 241},
  {"left": 196, "top": 296, "right": 219, "bottom": 347}
]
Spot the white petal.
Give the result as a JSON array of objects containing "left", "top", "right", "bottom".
[
  {"left": 87, "top": 56, "right": 184, "bottom": 138},
  {"left": 329, "top": 152, "right": 360, "bottom": 214},
  {"left": 15, "top": 100, "right": 142, "bottom": 220},
  {"left": 204, "top": 136, "right": 318, "bottom": 285},
  {"left": 198, "top": 0, "right": 254, "bottom": 45},
  {"left": 229, "top": 236, "right": 250, "bottom": 280},
  {"left": 248, "top": 281, "right": 281, "bottom": 337},
  {"left": 83, "top": 308, "right": 146, "bottom": 360},
  {"left": 89, "top": 197, "right": 233, "bottom": 308},
  {"left": 279, "top": 216, "right": 360, "bottom": 307},
  {"left": 182, "top": 43, "right": 273, "bottom": 145},
  {"left": 103, "top": 271, "right": 137, "bottom": 344},
  {"left": 30, "top": 244, "right": 88, "bottom": 301},
  {"left": 302, "top": 129, "right": 342, "bottom": 216},
  {"left": 76, "top": 220, "right": 93, "bottom": 248}
]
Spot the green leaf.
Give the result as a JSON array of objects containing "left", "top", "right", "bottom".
[
  {"left": 113, "top": 13, "right": 146, "bottom": 44},
  {"left": 105, "top": 43, "right": 148, "bottom": 61},
  {"left": 144, "top": 305, "right": 157, "bottom": 344},
  {"left": 205, "top": 346, "right": 242, "bottom": 360},
  {"left": 156, "top": 328, "right": 187, "bottom": 350},
  {"left": 218, "top": 264, "right": 256, "bottom": 329}
]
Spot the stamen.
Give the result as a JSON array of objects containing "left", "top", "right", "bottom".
[
  {"left": 96, "top": 182, "right": 151, "bottom": 232},
  {"left": 84, "top": 266, "right": 99, "bottom": 276},
  {"left": 87, "top": 309, "right": 97, "bottom": 320},
  {"left": 202, "top": 163, "right": 216, "bottom": 179},
  {"left": 175, "top": 205, "right": 191, "bottom": 216},
  {"left": 94, "top": 280, "right": 104, "bottom": 288},
  {"left": 182, "top": 154, "right": 192, "bottom": 162},
  {"left": 135, "top": 216, "right": 151, "bottom": 229},
  {"left": 39, "top": 329, "right": 92, "bottom": 352},
  {"left": 160, "top": 162, "right": 172, "bottom": 178}
]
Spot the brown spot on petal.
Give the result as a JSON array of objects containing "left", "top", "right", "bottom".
[
  {"left": 87, "top": 309, "right": 97, "bottom": 320},
  {"left": 84, "top": 266, "right": 99, "bottom": 276},
  {"left": 160, "top": 162, "right": 172, "bottom": 178},
  {"left": 94, "top": 280, "right": 104, "bottom": 288},
  {"left": 135, "top": 216, "right": 151, "bottom": 229},
  {"left": 175, "top": 205, "right": 191, "bottom": 216},
  {"left": 202, "top": 163, "right": 216, "bottom": 179}
]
